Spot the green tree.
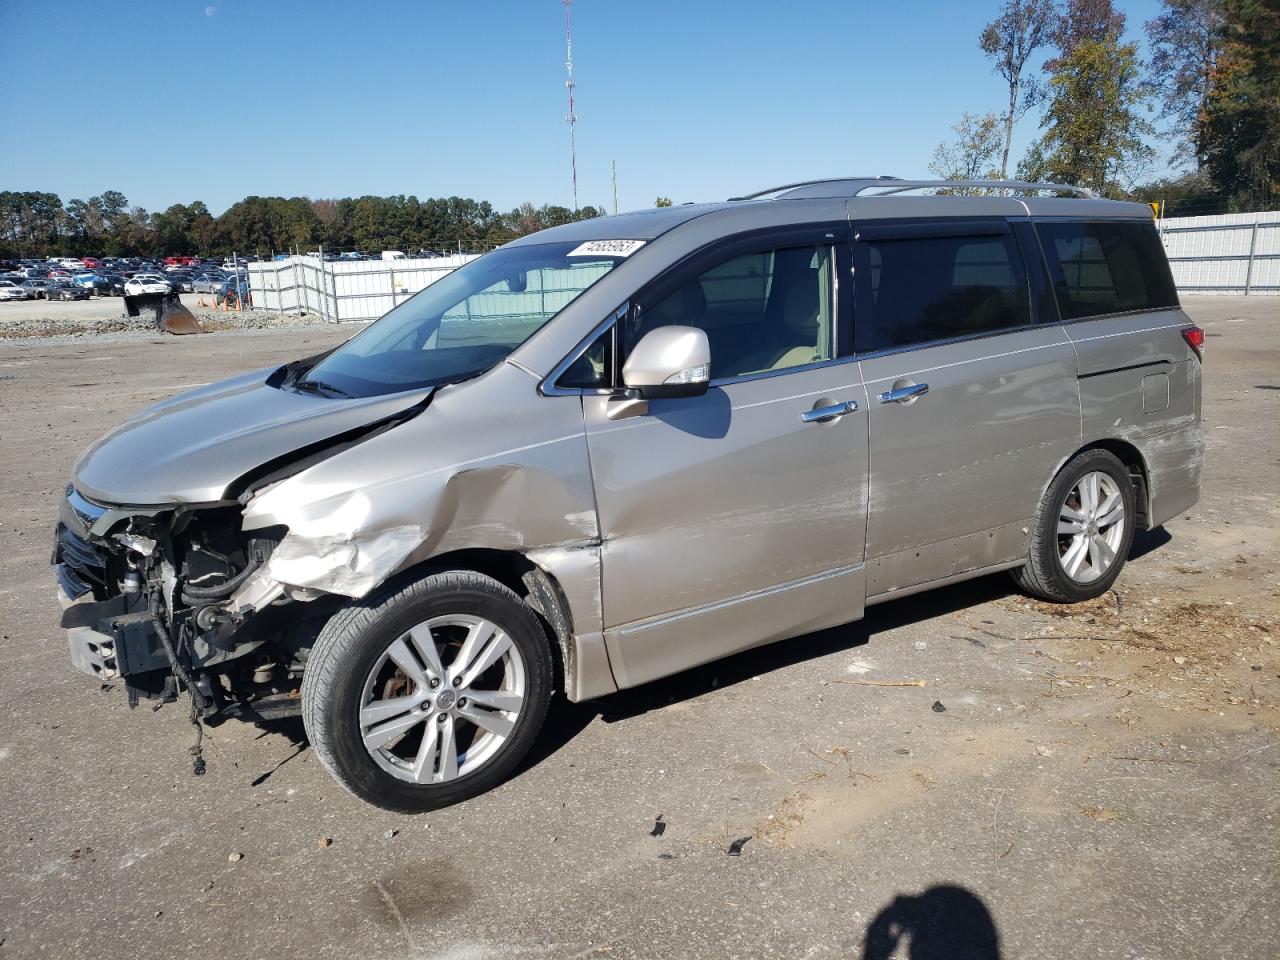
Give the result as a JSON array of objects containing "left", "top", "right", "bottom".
[
  {"left": 980, "top": 0, "right": 1058, "bottom": 178},
  {"left": 655, "top": 196, "right": 673, "bottom": 207},
  {"left": 1029, "top": 0, "right": 1155, "bottom": 194},
  {"left": 1201, "top": 0, "right": 1280, "bottom": 209}
]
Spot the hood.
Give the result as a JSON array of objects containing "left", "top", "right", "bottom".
[{"left": 73, "top": 366, "right": 432, "bottom": 505}]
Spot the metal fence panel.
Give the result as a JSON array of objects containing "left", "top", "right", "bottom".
[{"left": 1159, "top": 211, "right": 1280, "bottom": 295}]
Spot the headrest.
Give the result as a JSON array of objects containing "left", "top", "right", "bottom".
[
  {"left": 650, "top": 280, "right": 707, "bottom": 322},
  {"left": 782, "top": 277, "right": 820, "bottom": 331}
]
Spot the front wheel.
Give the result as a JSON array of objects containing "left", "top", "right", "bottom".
[
  {"left": 301, "top": 570, "right": 553, "bottom": 812},
  {"left": 1012, "top": 449, "right": 1137, "bottom": 603}
]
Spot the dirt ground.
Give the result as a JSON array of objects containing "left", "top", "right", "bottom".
[
  {"left": 0, "top": 293, "right": 332, "bottom": 343},
  {"left": 0, "top": 297, "right": 1276, "bottom": 959}
]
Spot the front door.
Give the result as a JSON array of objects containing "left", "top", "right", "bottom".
[{"left": 581, "top": 233, "right": 870, "bottom": 688}]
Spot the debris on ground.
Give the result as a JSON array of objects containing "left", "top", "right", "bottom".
[
  {"left": 383, "top": 829, "right": 398, "bottom": 840},
  {"left": 649, "top": 815, "right": 666, "bottom": 837},
  {"left": 726, "top": 836, "right": 752, "bottom": 857},
  {"left": 831, "top": 678, "right": 928, "bottom": 688},
  {"left": 0, "top": 304, "right": 331, "bottom": 343},
  {"left": 1080, "top": 805, "right": 1127, "bottom": 823},
  {"left": 228, "top": 852, "right": 243, "bottom": 862},
  {"left": 318, "top": 837, "right": 332, "bottom": 848},
  {"left": 932, "top": 700, "right": 947, "bottom": 713}
]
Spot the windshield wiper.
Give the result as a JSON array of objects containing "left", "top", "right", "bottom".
[{"left": 293, "top": 378, "right": 353, "bottom": 399}]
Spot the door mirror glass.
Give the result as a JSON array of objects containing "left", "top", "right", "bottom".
[{"left": 621, "top": 326, "right": 711, "bottom": 399}]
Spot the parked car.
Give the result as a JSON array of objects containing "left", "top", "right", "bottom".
[
  {"left": 0, "top": 280, "right": 26, "bottom": 301},
  {"left": 167, "top": 272, "right": 196, "bottom": 293},
  {"left": 192, "top": 274, "right": 227, "bottom": 293},
  {"left": 72, "top": 273, "right": 105, "bottom": 292},
  {"left": 123, "top": 275, "right": 171, "bottom": 296},
  {"left": 99, "top": 274, "right": 127, "bottom": 297},
  {"left": 45, "top": 281, "right": 91, "bottom": 301},
  {"left": 20, "top": 279, "right": 50, "bottom": 299},
  {"left": 52, "top": 177, "right": 1201, "bottom": 812}
]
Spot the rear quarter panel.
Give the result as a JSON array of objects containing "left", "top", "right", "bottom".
[{"left": 1064, "top": 308, "right": 1203, "bottom": 527}]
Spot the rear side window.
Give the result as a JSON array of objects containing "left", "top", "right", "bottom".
[
  {"left": 852, "top": 229, "right": 1029, "bottom": 353},
  {"left": 1035, "top": 220, "right": 1178, "bottom": 320}
]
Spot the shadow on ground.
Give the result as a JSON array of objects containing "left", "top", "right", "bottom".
[
  {"left": 862, "top": 884, "right": 1001, "bottom": 959},
  {"left": 520, "top": 570, "right": 1016, "bottom": 774}
]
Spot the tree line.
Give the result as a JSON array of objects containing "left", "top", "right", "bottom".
[
  {"left": 0, "top": 191, "right": 605, "bottom": 260},
  {"left": 929, "top": 0, "right": 1277, "bottom": 215}
]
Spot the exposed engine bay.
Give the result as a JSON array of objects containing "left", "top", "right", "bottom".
[{"left": 54, "top": 487, "right": 343, "bottom": 772}]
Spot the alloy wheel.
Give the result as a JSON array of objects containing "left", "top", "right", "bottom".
[
  {"left": 1056, "top": 470, "right": 1126, "bottom": 584},
  {"left": 358, "top": 614, "right": 526, "bottom": 784}
]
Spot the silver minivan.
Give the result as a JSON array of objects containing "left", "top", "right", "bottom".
[{"left": 54, "top": 178, "right": 1203, "bottom": 811}]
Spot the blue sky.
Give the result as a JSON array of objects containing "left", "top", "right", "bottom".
[{"left": 0, "top": 0, "right": 1171, "bottom": 215}]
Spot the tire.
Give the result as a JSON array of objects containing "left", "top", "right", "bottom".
[
  {"left": 301, "top": 569, "right": 553, "bottom": 812},
  {"left": 1012, "top": 448, "right": 1137, "bottom": 604}
]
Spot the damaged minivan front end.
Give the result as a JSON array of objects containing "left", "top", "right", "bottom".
[{"left": 54, "top": 370, "right": 437, "bottom": 760}]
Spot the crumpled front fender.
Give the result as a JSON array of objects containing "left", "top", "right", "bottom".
[{"left": 239, "top": 362, "right": 601, "bottom": 602}]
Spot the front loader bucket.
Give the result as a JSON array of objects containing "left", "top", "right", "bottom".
[{"left": 124, "top": 291, "right": 205, "bottom": 335}]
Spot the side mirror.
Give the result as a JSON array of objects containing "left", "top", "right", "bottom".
[{"left": 621, "top": 326, "right": 711, "bottom": 400}]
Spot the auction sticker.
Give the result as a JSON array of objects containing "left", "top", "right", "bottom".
[{"left": 567, "top": 239, "right": 646, "bottom": 258}]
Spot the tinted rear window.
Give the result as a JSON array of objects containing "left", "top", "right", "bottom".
[
  {"left": 852, "top": 229, "right": 1030, "bottom": 353},
  {"left": 1036, "top": 220, "right": 1178, "bottom": 320}
]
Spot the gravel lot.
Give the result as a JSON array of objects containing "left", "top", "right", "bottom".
[{"left": 0, "top": 297, "right": 1276, "bottom": 959}]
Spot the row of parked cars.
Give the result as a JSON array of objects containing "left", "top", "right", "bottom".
[{"left": 0, "top": 255, "right": 249, "bottom": 304}]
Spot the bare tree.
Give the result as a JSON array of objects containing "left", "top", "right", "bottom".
[
  {"left": 980, "top": 0, "right": 1058, "bottom": 178},
  {"left": 930, "top": 112, "right": 1005, "bottom": 189},
  {"left": 1146, "top": 0, "right": 1225, "bottom": 168}
]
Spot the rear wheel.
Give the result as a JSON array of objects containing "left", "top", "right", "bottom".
[
  {"left": 301, "top": 570, "right": 553, "bottom": 812},
  {"left": 1013, "top": 449, "right": 1136, "bottom": 603}
]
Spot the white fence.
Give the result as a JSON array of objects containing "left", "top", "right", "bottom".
[
  {"left": 246, "top": 210, "right": 1280, "bottom": 322},
  {"left": 246, "top": 254, "right": 480, "bottom": 322},
  {"left": 1159, "top": 210, "right": 1279, "bottom": 295}
]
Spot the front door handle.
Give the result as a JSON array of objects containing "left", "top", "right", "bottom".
[
  {"left": 878, "top": 382, "right": 929, "bottom": 404},
  {"left": 800, "top": 399, "right": 858, "bottom": 423}
]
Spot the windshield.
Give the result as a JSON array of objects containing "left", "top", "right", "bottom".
[{"left": 299, "top": 240, "right": 624, "bottom": 398}]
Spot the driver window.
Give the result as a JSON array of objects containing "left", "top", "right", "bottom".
[{"left": 629, "top": 244, "right": 833, "bottom": 381}]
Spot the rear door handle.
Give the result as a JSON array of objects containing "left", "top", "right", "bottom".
[
  {"left": 800, "top": 399, "right": 858, "bottom": 423},
  {"left": 878, "top": 382, "right": 929, "bottom": 404}
]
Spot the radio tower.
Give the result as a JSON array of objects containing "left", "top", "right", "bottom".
[{"left": 563, "top": 0, "right": 578, "bottom": 211}]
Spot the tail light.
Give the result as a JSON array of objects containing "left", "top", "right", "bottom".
[{"left": 1181, "top": 326, "right": 1204, "bottom": 361}]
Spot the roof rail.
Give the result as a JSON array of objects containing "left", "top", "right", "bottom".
[
  {"left": 730, "top": 177, "right": 1095, "bottom": 201},
  {"left": 858, "top": 179, "right": 1095, "bottom": 198},
  {"left": 728, "top": 176, "right": 902, "bottom": 201}
]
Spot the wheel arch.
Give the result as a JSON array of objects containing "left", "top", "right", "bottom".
[
  {"left": 385, "top": 547, "right": 590, "bottom": 700},
  {"left": 1035, "top": 439, "right": 1152, "bottom": 534}
]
